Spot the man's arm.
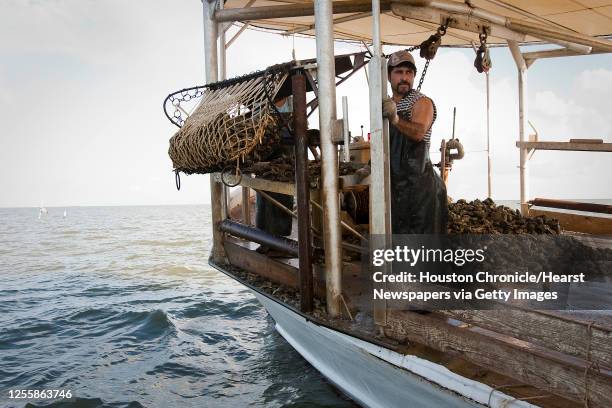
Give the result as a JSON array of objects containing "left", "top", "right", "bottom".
[{"left": 391, "top": 97, "right": 434, "bottom": 142}]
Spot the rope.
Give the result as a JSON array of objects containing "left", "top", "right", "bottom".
[{"left": 168, "top": 68, "right": 290, "bottom": 175}]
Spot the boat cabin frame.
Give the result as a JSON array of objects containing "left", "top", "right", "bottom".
[{"left": 191, "top": 1, "right": 612, "bottom": 407}]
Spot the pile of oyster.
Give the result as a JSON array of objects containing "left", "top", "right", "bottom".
[{"left": 448, "top": 198, "right": 561, "bottom": 234}]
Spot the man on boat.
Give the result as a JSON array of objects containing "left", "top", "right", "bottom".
[
  {"left": 382, "top": 50, "right": 448, "bottom": 234},
  {"left": 255, "top": 96, "right": 294, "bottom": 255}
]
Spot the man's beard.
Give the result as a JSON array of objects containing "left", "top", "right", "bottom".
[{"left": 395, "top": 82, "right": 412, "bottom": 96}]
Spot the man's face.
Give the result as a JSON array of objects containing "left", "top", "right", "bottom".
[{"left": 389, "top": 66, "right": 415, "bottom": 97}]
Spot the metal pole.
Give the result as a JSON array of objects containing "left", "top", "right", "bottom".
[
  {"left": 342, "top": 96, "right": 350, "bottom": 162},
  {"left": 451, "top": 107, "right": 456, "bottom": 139},
  {"left": 219, "top": 0, "right": 226, "bottom": 81},
  {"left": 508, "top": 40, "right": 529, "bottom": 215},
  {"left": 293, "top": 73, "right": 314, "bottom": 313},
  {"left": 369, "top": 0, "right": 391, "bottom": 327},
  {"left": 314, "top": 0, "right": 342, "bottom": 317},
  {"left": 486, "top": 72, "right": 492, "bottom": 198},
  {"left": 236, "top": 10, "right": 250, "bottom": 228},
  {"left": 204, "top": 0, "right": 225, "bottom": 263},
  {"left": 218, "top": 0, "right": 229, "bottom": 221},
  {"left": 241, "top": 187, "right": 250, "bottom": 225},
  {"left": 218, "top": 220, "right": 299, "bottom": 256}
]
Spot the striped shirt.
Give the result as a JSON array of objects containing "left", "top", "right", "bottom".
[{"left": 396, "top": 89, "right": 437, "bottom": 147}]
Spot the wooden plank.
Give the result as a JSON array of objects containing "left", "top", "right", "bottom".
[
  {"left": 569, "top": 139, "right": 603, "bottom": 144},
  {"left": 224, "top": 239, "right": 298, "bottom": 287},
  {"left": 212, "top": 172, "right": 295, "bottom": 195},
  {"left": 223, "top": 240, "right": 326, "bottom": 298},
  {"left": 385, "top": 310, "right": 612, "bottom": 408},
  {"left": 440, "top": 309, "right": 612, "bottom": 370},
  {"left": 516, "top": 141, "right": 612, "bottom": 152},
  {"left": 530, "top": 198, "right": 612, "bottom": 215},
  {"left": 530, "top": 209, "right": 612, "bottom": 234}
]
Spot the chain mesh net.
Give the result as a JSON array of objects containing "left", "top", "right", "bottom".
[{"left": 168, "top": 69, "right": 289, "bottom": 175}]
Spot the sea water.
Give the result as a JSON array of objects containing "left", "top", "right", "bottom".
[{"left": 0, "top": 206, "right": 355, "bottom": 408}]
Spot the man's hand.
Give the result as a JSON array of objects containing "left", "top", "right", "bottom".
[{"left": 382, "top": 97, "right": 399, "bottom": 125}]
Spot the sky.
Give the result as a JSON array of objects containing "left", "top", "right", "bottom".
[{"left": 1, "top": 0, "right": 611, "bottom": 208}]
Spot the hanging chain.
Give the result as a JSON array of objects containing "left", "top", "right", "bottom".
[
  {"left": 415, "top": 20, "right": 449, "bottom": 91},
  {"left": 474, "top": 29, "right": 492, "bottom": 73},
  {"left": 417, "top": 60, "right": 430, "bottom": 92},
  {"left": 382, "top": 21, "right": 447, "bottom": 92},
  {"left": 164, "top": 86, "right": 206, "bottom": 128}
]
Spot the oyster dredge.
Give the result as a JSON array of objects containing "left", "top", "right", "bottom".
[{"left": 164, "top": 1, "right": 612, "bottom": 407}]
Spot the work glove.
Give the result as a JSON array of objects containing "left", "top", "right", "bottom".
[
  {"left": 382, "top": 97, "right": 399, "bottom": 125},
  {"left": 355, "top": 164, "right": 371, "bottom": 181}
]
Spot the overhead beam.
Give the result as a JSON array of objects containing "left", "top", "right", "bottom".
[
  {"left": 507, "top": 18, "right": 612, "bottom": 52},
  {"left": 386, "top": 12, "right": 475, "bottom": 43},
  {"left": 395, "top": 0, "right": 612, "bottom": 52},
  {"left": 221, "top": 0, "right": 256, "bottom": 34},
  {"left": 216, "top": 0, "right": 612, "bottom": 53},
  {"left": 285, "top": 11, "right": 372, "bottom": 35},
  {"left": 391, "top": 4, "right": 525, "bottom": 42},
  {"left": 523, "top": 48, "right": 609, "bottom": 62},
  {"left": 215, "top": 1, "right": 391, "bottom": 23},
  {"left": 393, "top": 3, "right": 596, "bottom": 53},
  {"left": 535, "top": 34, "right": 591, "bottom": 54}
]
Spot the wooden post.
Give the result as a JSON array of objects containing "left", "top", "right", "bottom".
[{"left": 293, "top": 72, "right": 314, "bottom": 313}]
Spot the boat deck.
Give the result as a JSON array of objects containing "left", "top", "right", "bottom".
[
  {"left": 221, "top": 188, "right": 612, "bottom": 407},
  {"left": 216, "top": 226, "right": 612, "bottom": 408}
]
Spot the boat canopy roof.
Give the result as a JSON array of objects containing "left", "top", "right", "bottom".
[{"left": 222, "top": 0, "right": 612, "bottom": 48}]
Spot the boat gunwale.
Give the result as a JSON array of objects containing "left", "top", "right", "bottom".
[{"left": 208, "top": 258, "right": 400, "bottom": 351}]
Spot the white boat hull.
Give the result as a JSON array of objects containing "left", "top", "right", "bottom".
[{"left": 252, "top": 291, "right": 537, "bottom": 408}]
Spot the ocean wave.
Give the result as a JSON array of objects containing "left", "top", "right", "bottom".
[
  {"left": 68, "top": 309, "right": 175, "bottom": 342},
  {"left": 1, "top": 205, "right": 353, "bottom": 407},
  {"left": 0, "top": 322, "right": 56, "bottom": 350},
  {"left": 69, "top": 308, "right": 117, "bottom": 323},
  {"left": 122, "top": 309, "right": 176, "bottom": 340},
  {"left": 145, "top": 361, "right": 211, "bottom": 379},
  {"left": 172, "top": 298, "right": 259, "bottom": 320}
]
